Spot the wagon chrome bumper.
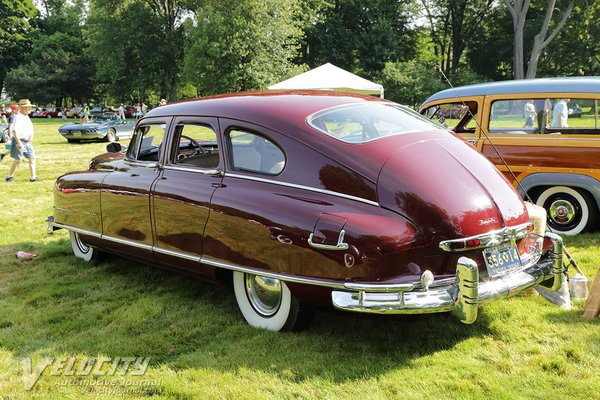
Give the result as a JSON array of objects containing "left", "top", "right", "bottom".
[{"left": 331, "top": 233, "right": 566, "bottom": 324}]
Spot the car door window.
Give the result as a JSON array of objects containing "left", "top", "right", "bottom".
[
  {"left": 127, "top": 123, "right": 166, "bottom": 162},
  {"left": 489, "top": 98, "right": 600, "bottom": 134},
  {"left": 228, "top": 130, "right": 285, "bottom": 175},
  {"left": 172, "top": 124, "right": 220, "bottom": 168},
  {"left": 421, "top": 101, "right": 477, "bottom": 133}
]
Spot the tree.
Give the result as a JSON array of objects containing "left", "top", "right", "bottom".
[
  {"left": 420, "top": 0, "right": 495, "bottom": 83},
  {"left": 303, "top": 0, "right": 416, "bottom": 79},
  {"left": 537, "top": 1, "right": 600, "bottom": 76},
  {"left": 379, "top": 60, "right": 446, "bottom": 107},
  {"left": 4, "top": 0, "right": 94, "bottom": 106},
  {"left": 184, "top": 0, "right": 306, "bottom": 95},
  {"left": 86, "top": 0, "right": 186, "bottom": 103},
  {"left": 504, "top": 0, "right": 574, "bottom": 79},
  {"left": 0, "top": 0, "right": 36, "bottom": 95}
]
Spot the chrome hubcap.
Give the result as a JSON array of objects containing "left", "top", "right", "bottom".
[
  {"left": 245, "top": 274, "right": 282, "bottom": 317},
  {"left": 549, "top": 200, "right": 576, "bottom": 225}
]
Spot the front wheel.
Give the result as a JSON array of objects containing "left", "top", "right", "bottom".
[
  {"left": 69, "top": 231, "right": 100, "bottom": 262},
  {"left": 535, "top": 186, "right": 598, "bottom": 235},
  {"left": 104, "top": 128, "right": 117, "bottom": 143},
  {"left": 233, "top": 271, "right": 312, "bottom": 331}
]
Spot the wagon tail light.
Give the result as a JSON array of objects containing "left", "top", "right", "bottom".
[{"left": 438, "top": 222, "right": 533, "bottom": 252}]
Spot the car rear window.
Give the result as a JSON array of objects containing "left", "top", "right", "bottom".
[{"left": 308, "top": 103, "right": 443, "bottom": 143}]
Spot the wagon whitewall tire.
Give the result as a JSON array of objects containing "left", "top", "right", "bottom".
[
  {"left": 233, "top": 271, "right": 308, "bottom": 331},
  {"left": 535, "top": 186, "right": 595, "bottom": 235},
  {"left": 69, "top": 231, "right": 99, "bottom": 262}
]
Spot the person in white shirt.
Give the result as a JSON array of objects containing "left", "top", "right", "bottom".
[
  {"left": 5, "top": 99, "right": 37, "bottom": 182},
  {"left": 118, "top": 104, "right": 126, "bottom": 121},
  {"left": 552, "top": 98, "right": 570, "bottom": 128},
  {"left": 524, "top": 100, "right": 536, "bottom": 128}
]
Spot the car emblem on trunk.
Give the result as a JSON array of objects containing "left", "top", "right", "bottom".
[{"left": 479, "top": 217, "right": 497, "bottom": 226}]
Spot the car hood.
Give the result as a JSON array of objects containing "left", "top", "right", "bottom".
[{"left": 377, "top": 135, "right": 528, "bottom": 242}]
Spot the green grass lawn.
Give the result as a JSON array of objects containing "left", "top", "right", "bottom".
[{"left": 1, "top": 120, "right": 599, "bottom": 399}]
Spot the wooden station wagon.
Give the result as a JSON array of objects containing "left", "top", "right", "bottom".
[
  {"left": 50, "top": 91, "right": 566, "bottom": 331},
  {"left": 420, "top": 77, "right": 600, "bottom": 236}
]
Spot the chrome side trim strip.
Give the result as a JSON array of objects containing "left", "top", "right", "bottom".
[
  {"left": 225, "top": 173, "right": 379, "bottom": 207},
  {"left": 153, "top": 246, "right": 201, "bottom": 262},
  {"left": 101, "top": 234, "right": 154, "bottom": 251},
  {"left": 51, "top": 222, "right": 102, "bottom": 239},
  {"left": 200, "top": 256, "right": 350, "bottom": 290}
]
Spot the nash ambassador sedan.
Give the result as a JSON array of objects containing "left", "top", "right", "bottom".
[
  {"left": 49, "top": 91, "right": 567, "bottom": 331},
  {"left": 58, "top": 114, "right": 136, "bottom": 143}
]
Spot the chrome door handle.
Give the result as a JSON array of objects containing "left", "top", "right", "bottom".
[{"left": 308, "top": 230, "right": 349, "bottom": 251}]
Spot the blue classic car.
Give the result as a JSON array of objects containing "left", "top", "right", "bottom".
[{"left": 58, "top": 114, "right": 136, "bottom": 143}]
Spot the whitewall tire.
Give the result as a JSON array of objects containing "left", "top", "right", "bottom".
[
  {"left": 69, "top": 231, "right": 99, "bottom": 262},
  {"left": 233, "top": 271, "right": 311, "bottom": 331},
  {"left": 535, "top": 186, "right": 596, "bottom": 235}
]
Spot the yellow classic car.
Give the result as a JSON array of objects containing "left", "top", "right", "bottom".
[{"left": 420, "top": 77, "right": 600, "bottom": 235}]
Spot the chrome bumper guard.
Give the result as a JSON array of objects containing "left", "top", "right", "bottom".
[{"left": 331, "top": 233, "right": 565, "bottom": 324}]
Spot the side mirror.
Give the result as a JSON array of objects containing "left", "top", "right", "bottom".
[{"left": 106, "top": 142, "right": 122, "bottom": 153}]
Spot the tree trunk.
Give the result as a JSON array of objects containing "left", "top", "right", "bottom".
[{"left": 525, "top": 0, "right": 574, "bottom": 79}]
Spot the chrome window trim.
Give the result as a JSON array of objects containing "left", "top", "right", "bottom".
[
  {"left": 163, "top": 165, "right": 223, "bottom": 176},
  {"left": 225, "top": 172, "right": 379, "bottom": 207},
  {"left": 438, "top": 222, "right": 533, "bottom": 252},
  {"left": 124, "top": 160, "right": 160, "bottom": 169}
]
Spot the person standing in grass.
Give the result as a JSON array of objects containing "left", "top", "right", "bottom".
[{"left": 5, "top": 99, "right": 38, "bottom": 182}]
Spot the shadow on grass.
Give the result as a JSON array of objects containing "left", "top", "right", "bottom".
[{"left": 1, "top": 237, "right": 500, "bottom": 384}]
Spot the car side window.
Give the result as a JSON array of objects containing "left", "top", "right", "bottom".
[
  {"left": 489, "top": 98, "right": 600, "bottom": 134},
  {"left": 228, "top": 130, "right": 285, "bottom": 175},
  {"left": 172, "top": 124, "right": 220, "bottom": 168},
  {"left": 422, "top": 101, "right": 477, "bottom": 133},
  {"left": 127, "top": 123, "right": 166, "bottom": 162}
]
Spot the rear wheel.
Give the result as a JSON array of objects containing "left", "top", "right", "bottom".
[
  {"left": 232, "top": 271, "right": 312, "bottom": 331},
  {"left": 69, "top": 231, "right": 99, "bottom": 262},
  {"left": 535, "top": 186, "right": 598, "bottom": 235}
]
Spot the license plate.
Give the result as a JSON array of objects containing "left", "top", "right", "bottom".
[
  {"left": 72, "top": 131, "right": 81, "bottom": 136},
  {"left": 483, "top": 244, "right": 522, "bottom": 278}
]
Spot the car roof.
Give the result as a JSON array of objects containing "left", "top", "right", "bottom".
[
  {"left": 421, "top": 77, "right": 600, "bottom": 105},
  {"left": 146, "top": 90, "right": 381, "bottom": 125},
  {"left": 145, "top": 90, "right": 445, "bottom": 184}
]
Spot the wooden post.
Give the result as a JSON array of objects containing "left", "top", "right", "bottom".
[{"left": 583, "top": 266, "right": 600, "bottom": 319}]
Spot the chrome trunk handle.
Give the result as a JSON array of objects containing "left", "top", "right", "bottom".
[{"left": 308, "top": 230, "right": 349, "bottom": 251}]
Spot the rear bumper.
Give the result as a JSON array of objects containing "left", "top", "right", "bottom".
[{"left": 331, "top": 233, "right": 565, "bottom": 323}]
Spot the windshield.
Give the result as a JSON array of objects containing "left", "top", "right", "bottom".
[{"left": 308, "top": 103, "right": 445, "bottom": 143}]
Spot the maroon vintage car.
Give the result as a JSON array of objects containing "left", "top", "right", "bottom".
[{"left": 49, "top": 91, "right": 566, "bottom": 331}]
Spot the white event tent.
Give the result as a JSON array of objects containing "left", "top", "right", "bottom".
[{"left": 268, "top": 63, "right": 384, "bottom": 98}]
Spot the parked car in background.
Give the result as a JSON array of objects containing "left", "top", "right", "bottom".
[
  {"left": 420, "top": 77, "right": 600, "bottom": 235},
  {"left": 49, "top": 91, "right": 566, "bottom": 331},
  {"left": 67, "top": 107, "right": 84, "bottom": 118},
  {"left": 57, "top": 113, "right": 135, "bottom": 143},
  {"left": 45, "top": 107, "right": 64, "bottom": 118},
  {"left": 31, "top": 108, "right": 47, "bottom": 118}
]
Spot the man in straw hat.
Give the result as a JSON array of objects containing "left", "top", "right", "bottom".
[{"left": 5, "top": 99, "right": 38, "bottom": 182}]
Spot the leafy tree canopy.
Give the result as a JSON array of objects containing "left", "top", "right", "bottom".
[{"left": 184, "top": 0, "right": 307, "bottom": 95}]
